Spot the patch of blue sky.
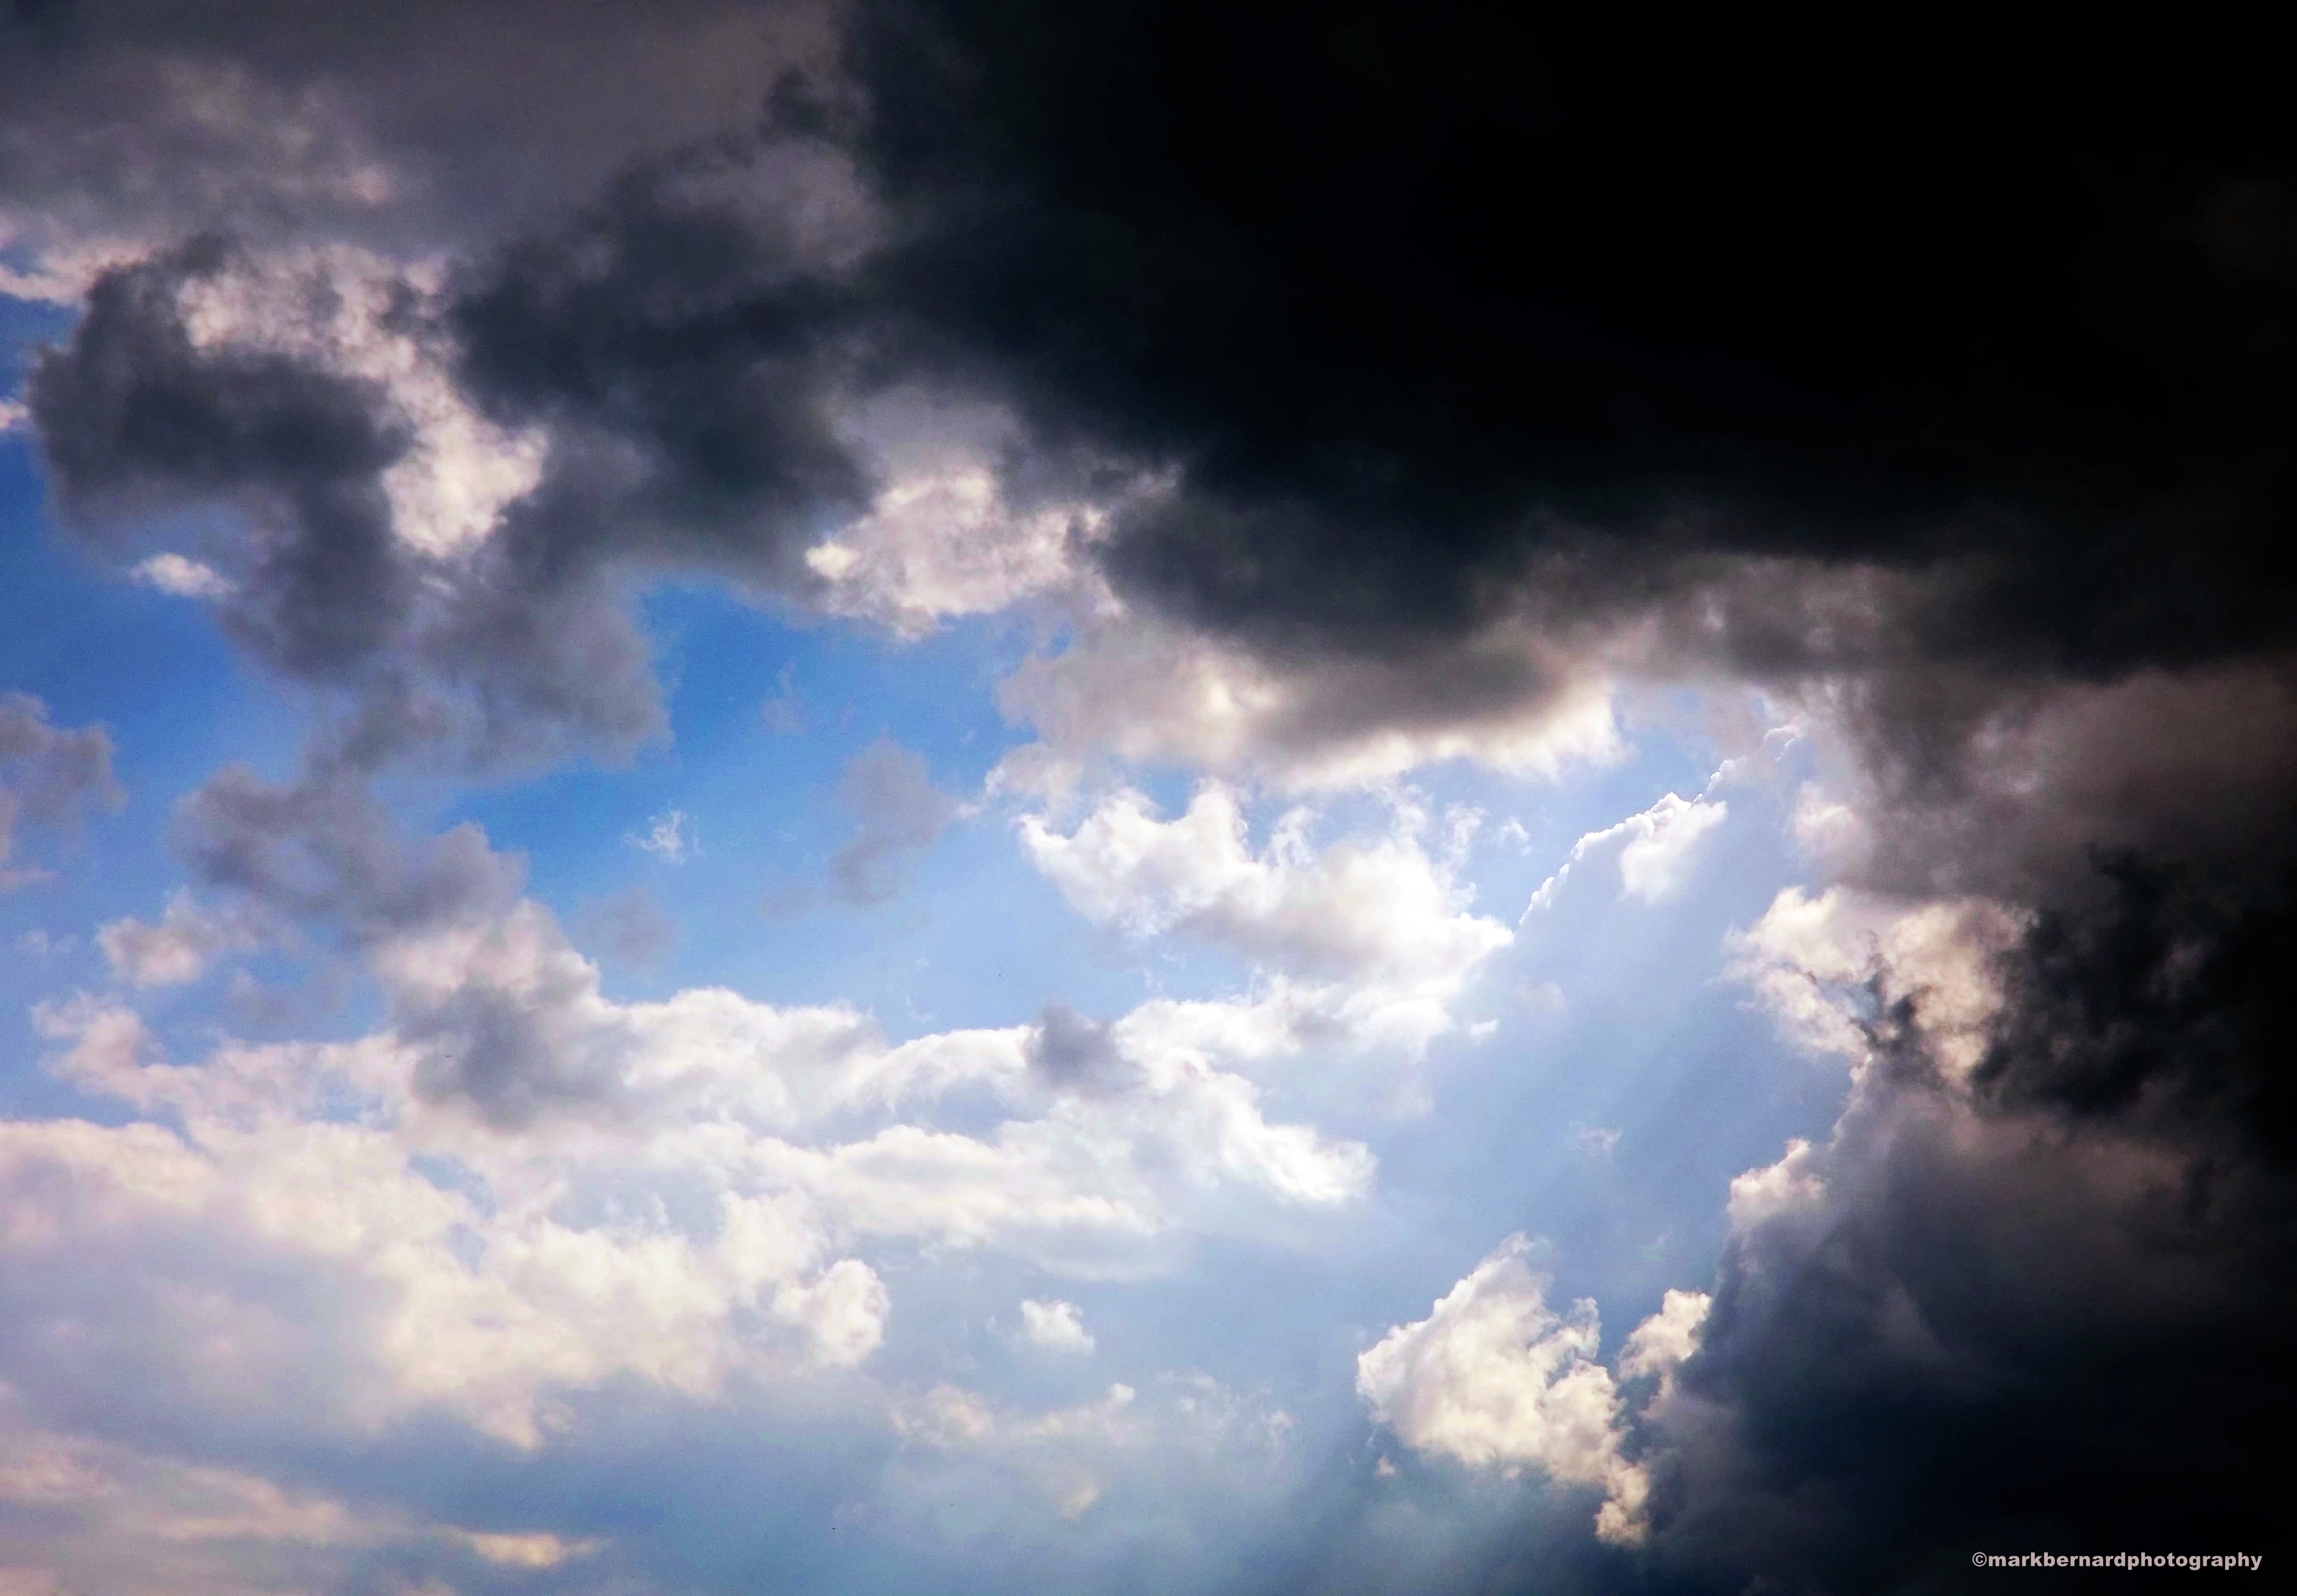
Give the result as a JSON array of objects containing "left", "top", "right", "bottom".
[{"left": 0, "top": 420, "right": 317, "bottom": 1116}]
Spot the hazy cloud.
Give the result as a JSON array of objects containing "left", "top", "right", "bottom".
[
  {"left": 829, "top": 736, "right": 957, "bottom": 904},
  {"left": 0, "top": 692, "right": 123, "bottom": 889}
]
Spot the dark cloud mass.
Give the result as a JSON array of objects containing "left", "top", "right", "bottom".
[
  {"left": 10, "top": 4, "right": 2297, "bottom": 1590},
  {"left": 847, "top": 6, "right": 2297, "bottom": 669},
  {"left": 1645, "top": 864, "right": 2297, "bottom": 1593}
]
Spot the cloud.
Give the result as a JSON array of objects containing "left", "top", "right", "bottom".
[
  {"left": 627, "top": 807, "right": 697, "bottom": 863},
  {"left": 1523, "top": 791, "right": 1729, "bottom": 916},
  {"left": 1356, "top": 1237, "right": 1651, "bottom": 1547},
  {"left": 129, "top": 551, "right": 234, "bottom": 598},
  {"left": 0, "top": 0, "right": 845, "bottom": 262},
  {"left": 9, "top": 6, "right": 2297, "bottom": 1587},
  {"left": 1020, "top": 784, "right": 1508, "bottom": 985},
  {"left": 830, "top": 736, "right": 958, "bottom": 904},
  {"left": 804, "top": 462, "right": 1101, "bottom": 638},
  {"left": 7, "top": 847, "right": 1376, "bottom": 1519},
  {"left": 1018, "top": 1298, "right": 1094, "bottom": 1353},
  {"left": 574, "top": 882, "right": 679, "bottom": 971},
  {"left": 0, "top": 693, "right": 123, "bottom": 889},
  {"left": 96, "top": 890, "right": 261, "bottom": 987},
  {"left": 995, "top": 592, "right": 1625, "bottom": 794},
  {"left": 1019, "top": 784, "right": 1511, "bottom": 1058},
  {"left": 1624, "top": 859, "right": 2297, "bottom": 1589},
  {"left": 760, "top": 661, "right": 805, "bottom": 734}
]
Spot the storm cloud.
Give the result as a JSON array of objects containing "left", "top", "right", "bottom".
[{"left": 7, "top": 4, "right": 2295, "bottom": 1591}]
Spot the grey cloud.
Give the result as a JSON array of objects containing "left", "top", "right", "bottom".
[
  {"left": 1024, "top": 1002, "right": 1133, "bottom": 1095},
  {"left": 828, "top": 735, "right": 956, "bottom": 903},
  {"left": 0, "top": 691, "right": 123, "bottom": 886},
  {"left": 171, "top": 763, "right": 520, "bottom": 940},
  {"left": 28, "top": 238, "right": 675, "bottom": 771},
  {"left": 397, "top": 945, "right": 624, "bottom": 1128},
  {"left": 0, "top": 0, "right": 844, "bottom": 261},
  {"left": 1635, "top": 867, "right": 2297, "bottom": 1592},
  {"left": 31, "top": 237, "right": 417, "bottom": 677},
  {"left": 576, "top": 883, "right": 680, "bottom": 972},
  {"left": 167, "top": 761, "right": 626, "bottom": 1126}
]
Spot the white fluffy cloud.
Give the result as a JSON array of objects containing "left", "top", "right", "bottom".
[
  {"left": 805, "top": 466, "right": 1099, "bottom": 638},
  {"left": 1019, "top": 1298, "right": 1095, "bottom": 1353},
  {"left": 1524, "top": 791, "right": 1729, "bottom": 916},
  {"left": 1019, "top": 784, "right": 1511, "bottom": 1058},
  {"left": 5, "top": 834, "right": 1374, "bottom": 1473},
  {"left": 1355, "top": 1237, "right": 1652, "bottom": 1546},
  {"left": 130, "top": 551, "right": 234, "bottom": 599}
]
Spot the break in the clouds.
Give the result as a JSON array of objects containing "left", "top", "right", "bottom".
[{"left": 4, "top": 4, "right": 2294, "bottom": 1593}]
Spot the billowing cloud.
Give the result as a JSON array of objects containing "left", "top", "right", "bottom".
[
  {"left": 1622, "top": 859, "right": 2297, "bottom": 1589},
  {"left": 1523, "top": 791, "right": 1729, "bottom": 916},
  {"left": 1356, "top": 1237, "right": 1650, "bottom": 1547},
  {"left": 1019, "top": 783, "right": 1510, "bottom": 1055}
]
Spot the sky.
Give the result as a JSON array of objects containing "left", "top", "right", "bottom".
[{"left": 1, "top": 6, "right": 2292, "bottom": 1594}]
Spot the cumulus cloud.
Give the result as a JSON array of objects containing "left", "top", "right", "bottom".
[
  {"left": 1725, "top": 886, "right": 2024, "bottom": 1079},
  {"left": 0, "top": 693, "right": 123, "bottom": 889},
  {"left": 574, "top": 882, "right": 679, "bottom": 971},
  {"left": 1018, "top": 1298, "right": 1094, "bottom": 1353},
  {"left": 129, "top": 551, "right": 234, "bottom": 598},
  {"left": 1019, "top": 783, "right": 1511, "bottom": 1056},
  {"left": 1356, "top": 1237, "right": 1650, "bottom": 1546},
  {"left": 5, "top": 844, "right": 1375, "bottom": 1547},
  {"left": 1022, "top": 786, "right": 1505, "bottom": 980},
  {"left": 804, "top": 463, "right": 1099, "bottom": 638}
]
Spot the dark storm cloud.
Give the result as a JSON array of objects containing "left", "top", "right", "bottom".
[
  {"left": 846, "top": 5, "right": 2297, "bottom": 680},
  {"left": 447, "top": 150, "right": 875, "bottom": 588},
  {"left": 1639, "top": 867, "right": 2297, "bottom": 1593},
  {"left": 805, "top": 10, "right": 2297, "bottom": 1587},
  {"left": 30, "top": 237, "right": 418, "bottom": 676}
]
